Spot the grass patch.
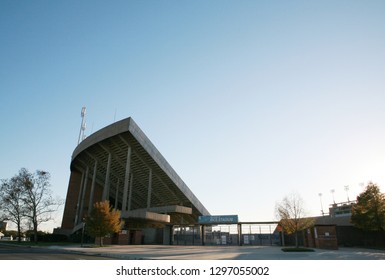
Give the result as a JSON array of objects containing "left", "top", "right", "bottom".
[{"left": 281, "top": 247, "right": 315, "bottom": 252}]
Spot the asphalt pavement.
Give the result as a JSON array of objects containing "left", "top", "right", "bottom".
[
  {"left": 47, "top": 244, "right": 385, "bottom": 260},
  {"left": 0, "top": 243, "right": 117, "bottom": 260}
]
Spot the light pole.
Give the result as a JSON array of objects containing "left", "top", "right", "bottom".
[
  {"left": 318, "top": 193, "right": 324, "bottom": 216},
  {"left": 330, "top": 189, "right": 335, "bottom": 204},
  {"left": 78, "top": 107, "right": 87, "bottom": 145},
  {"left": 344, "top": 185, "right": 350, "bottom": 202}
]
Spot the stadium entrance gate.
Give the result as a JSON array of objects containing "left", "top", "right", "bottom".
[{"left": 172, "top": 221, "right": 281, "bottom": 246}]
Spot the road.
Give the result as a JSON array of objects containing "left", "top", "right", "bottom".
[
  {"left": 46, "top": 244, "right": 385, "bottom": 260},
  {"left": 0, "top": 243, "right": 116, "bottom": 260},
  {"left": 2, "top": 243, "right": 385, "bottom": 260}
]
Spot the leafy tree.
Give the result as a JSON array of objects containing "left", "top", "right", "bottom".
[
  {"left": 351, "top": 182, "right": 385, "bottom": 231},
  {"left": 85, "top": 200, "right": 123, "bottom": 246},
  {"left": 0, "top": 173, "right": 28, "bottom": 242},
  {"left": 275, "top": 192, "right": 314, "bottom": 247},
  {"left": 4, "top": 230, "right": 18, "bottom": 238}
]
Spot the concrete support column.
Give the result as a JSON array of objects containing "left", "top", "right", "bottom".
[
  {"left": 127, "top": 173, "right": 133, "bottom": 211},
  {"left": 122, "top": 146, "right": 132, "bottom": 211},
  {"left": 79, "top": 166, "right": 89, "bottom": 224},
  {"left": 88, "top": 160, "right": 98, "bottom": 215},
  {"left": 115, "top": 178, "right": 120, "bottom": 209},
  {"left": 147, "top": 168, "right": 152, "bottom": 209},
  {"left": 201, "top": 225, "right": 206, "bottom": 246},
  {"left": 238, "top": 223, "right": 242, "bottom": 246},
  {"left": 192, "top": 226, "right": 195, "bottom": 245},
  {"left": 75, "top": 171, "right": 85, "bottom": 225},
  {"left": 102, "top": 153, "right": 112, "bottom": 201},
  {"left": 163, "top": 225, "right": 172, "bottom": 245}
]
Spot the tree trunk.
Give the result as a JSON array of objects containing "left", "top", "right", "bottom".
[
  {"left": 99, "top": 236, "right": 104, "bottom": 247},
  {"left": 17, "top": 221, "right": 22, "bottom": 243},
  {"left": 295, "top": 231, "right": 299, "bottom": 248},
  {"left": 33, "top": 219, "right": 38, "bottom": 244}
]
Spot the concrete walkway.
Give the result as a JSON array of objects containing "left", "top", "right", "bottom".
[{"left": 52, "top": 245, "right": 385, "bottom": 260}]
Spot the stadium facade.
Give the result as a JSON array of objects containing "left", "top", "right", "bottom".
[{"left": 59, "top": 117, "right": 210, "bottom": 244}]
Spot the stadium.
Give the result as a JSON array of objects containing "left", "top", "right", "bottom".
[
  {"left": 59, "top": 117, "right": 211, "bottom": 245},
  {"left": 58, "top": 116, "right": 363, "bottom": 248}
]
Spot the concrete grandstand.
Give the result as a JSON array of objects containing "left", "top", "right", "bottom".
[{"left": 58, "top": 117, "right": 210, "bottom": 244}]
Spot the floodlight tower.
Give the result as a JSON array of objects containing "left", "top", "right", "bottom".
[
  {"left": 330, "top": 189, "right": 335, "bottom": 204},
  {"left": 78, "top": 107, "right": 87, "bottom": 145},
  {"left": 318, "top": 193, "right": 324, "bottom": 216},
  {"left": 344, "top": 185, "right": 350, "bottom": 202}
]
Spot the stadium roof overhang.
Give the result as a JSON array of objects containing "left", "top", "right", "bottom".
[{"left": 71, "top": 117, "right": 210, "bottom": 225}]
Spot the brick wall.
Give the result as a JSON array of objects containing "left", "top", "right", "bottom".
[
  {"left": 61, "top": 169, "right": 105, "bottom": 231},
  {"left": 61, "top": 171, "right": 82, "bottom": 230},
  {"left": 314, "top": 225, "right": 338, "bottom": 250}
]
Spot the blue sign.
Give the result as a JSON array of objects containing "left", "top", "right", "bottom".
[{"left": 198, "top": 215, "right": 238, "bottom": 224}]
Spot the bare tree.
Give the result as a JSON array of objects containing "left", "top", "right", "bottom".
[
  {"left": 20, "top": 169, "right": 61, "bottom": 243},
  {"left": 275, "top": 192, "right": 314, "bottom": 247},
  {"left": 0, "top": 174, "right": 28, "bottom": 242}
]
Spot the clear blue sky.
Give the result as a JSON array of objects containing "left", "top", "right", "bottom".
[{"left": 1, "top": 0, "right": 385, "bottom": 231}]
